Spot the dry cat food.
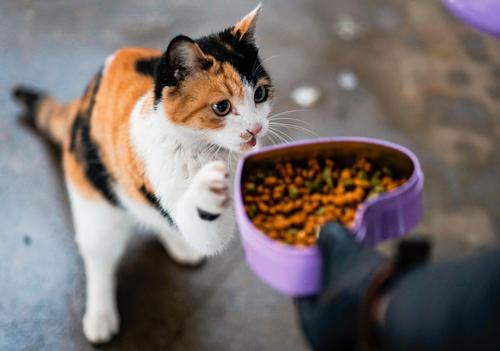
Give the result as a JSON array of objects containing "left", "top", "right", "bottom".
[{"left": 242, "top": 157, "right": 407, "bottom": 247}]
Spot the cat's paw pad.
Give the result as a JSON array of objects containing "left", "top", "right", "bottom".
[
  {"left": 83, "top": 310, "right": 119, "bottom": 344},
  {"left": 194, "top": 161, "right": 231, "bottom": 214}
]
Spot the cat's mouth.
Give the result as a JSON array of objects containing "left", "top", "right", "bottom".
[
  {"left": 240, "top": 137, "right": 257, "bottom": 151},
  {"left": 246, "top": 137, "right": 257, "bottom": 147}
]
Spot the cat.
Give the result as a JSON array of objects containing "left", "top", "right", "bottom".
[{"left": 12, "top": 4, "right": 272, "bottom": 343}]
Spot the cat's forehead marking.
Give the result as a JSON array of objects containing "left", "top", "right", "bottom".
[
  {"left": 216, "top": 62, "right": 245, "bottom": 98},
  {"left": 196, "top": 32, "right": 268, "bottom": 87}
]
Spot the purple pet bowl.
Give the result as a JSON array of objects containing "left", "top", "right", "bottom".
[
  {"left": 442, "top": 0, "right": 500, "bottom": 38},
  {"left": 234, "top": 137, "right": 424, "bottom": 297}
]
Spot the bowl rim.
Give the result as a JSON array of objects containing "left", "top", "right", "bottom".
[
  {"left": 234, "top": 136, "right": 423, "bottom": 257},
  {"left": 442, "top": 0, "right": 500, "bottom": 38}
]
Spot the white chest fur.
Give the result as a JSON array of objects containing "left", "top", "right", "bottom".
[{"left": 123, "top": 95, "right": 231, "bottom": 232}]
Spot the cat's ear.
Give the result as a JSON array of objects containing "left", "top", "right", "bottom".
[
  {"left": 156, "top": 35, "right": 208, "bottom": 88},
  {"left": 231, "top": 3, "right": 262, "bottom": 43}
]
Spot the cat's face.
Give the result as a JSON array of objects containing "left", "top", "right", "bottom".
[{"left": 154, "top": 5, "right": 273, "bottom": 153}]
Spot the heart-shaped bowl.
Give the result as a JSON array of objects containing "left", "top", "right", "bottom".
[{"left": 234, "top": 137, "right": 424, "bottom": 297}]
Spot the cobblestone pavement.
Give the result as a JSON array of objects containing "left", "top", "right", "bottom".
[{"left": 1, "top": 0, "right": 499, "bottom": 350}]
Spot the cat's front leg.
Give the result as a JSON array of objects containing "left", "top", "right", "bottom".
[{"left": 173, "top": 161, "right": 235, "bottom": 255}]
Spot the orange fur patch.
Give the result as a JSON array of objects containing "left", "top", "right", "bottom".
[
  {"left": 64, "top": 48, "right": 160, "bottom": 203},
  {"left": 162, "top": 60, "right": 244, "bottom": 129},
  {"left": 36, "top": 98, "right": 79, "bottom": 145},
  {"left": 93, "top": 48, "right": 160, "bottom": 203},
  {"left": 63, "top": 151, "right": 100, "bottom": 199}
]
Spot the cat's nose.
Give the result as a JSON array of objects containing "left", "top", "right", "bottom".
[{"left": 246, "top": 124, "right": 263, "bottom": 137}]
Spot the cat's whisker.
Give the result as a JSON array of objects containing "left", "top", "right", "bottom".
[
  {"left": 227, "top": 150, "right": 232, "bottom": 169},
  {"left": 199, "top": 144, "right": 217, "bottom": 161},
  {"left": 268, "top": 128, "right": 291, "bottom": 144},
  {"left": 269, "top": 122, "right": 315, "bottom": 132},
  {"left": 266, "top": 133, "right": 279, "bottom": 145},
  {"left": 231, "top": 151, "right": 238, "bottom": 168},
  {"left": 208, "top": 144, "right": 218, "bottom": 155},
  {"left": 266, "top": 129, "right": 283, "bottom": 144},
  {"left": 252, "top": 54, "right": 282, "bottom": 76},
  {"left": 268, "top": 122, "right": 320, "bottom": 138},
  {"left": 262, "top": 54, "right": 283, "bottom": 64},
  {"left": 267, "top": 117, "right": 313, "bottom": 126},
  {"left": 201, "top": 144, "right": 212, "bottom": 153},
  {"left": 229, "top": 150, "right": 238, "bottom": 171},
  {"left": 268, "top": 109, "right": 311, "bottom": 120},
  {"left": 270, "top": 133, "right": 283, "bottom": 145},
  {"left": 226, "top": 149, "right": 233, "bottom": 170},
  {"left": 268, "top": 128, "right": 287, "bottom": 142},
  {"left": 271, "top": 133, "right": 290, "bottom": 145},
  {"left": 270, "top": 127, "right": 296, "bottom": 143},
  {"left": 214, "top": 144, "right": 222, "bottom": 158}
]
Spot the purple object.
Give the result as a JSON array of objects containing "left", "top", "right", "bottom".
[
  {"left": 443, "top": 0, "right": 500, "bottom": 38},
  {"left": 234, "top": 137, "right": 424, "bottom": 297}
]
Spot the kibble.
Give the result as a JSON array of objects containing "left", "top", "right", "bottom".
[{"left": 242, "top": 157, "right": 406, "bottom": 247}]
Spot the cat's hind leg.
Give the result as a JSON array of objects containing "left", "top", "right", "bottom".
[{"left": 67, "top": 183, "right": 132, "bottom": 343}]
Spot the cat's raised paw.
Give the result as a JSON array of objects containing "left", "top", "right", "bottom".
[
  {"left": 83, "top": 310, "right": 119, "bottom": 344},
  {"left": 193, "top": 161, "right": 231, "bottom": 215}
]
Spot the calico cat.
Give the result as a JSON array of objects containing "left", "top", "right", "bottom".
[{"left": 12, "top": 5, "right": 272, "bottom": 343}]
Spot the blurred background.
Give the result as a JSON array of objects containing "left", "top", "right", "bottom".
[{"left": 1, "top": 0, "right": 499, "bottom": 350}]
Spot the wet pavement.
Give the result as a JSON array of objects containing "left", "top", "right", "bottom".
[{"left": 1, "top": 0, "right": 499, "bottom": 350}]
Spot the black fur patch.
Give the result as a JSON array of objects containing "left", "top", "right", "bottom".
[
  {"left": 12, "top": 86, "right": 46, "bottom": 122},
  {"left": 135, "top": 57, "right": 160, "bottom": 78},
  {"left": 153, "top": 31, "right": 271, "bottom": 104},
  {"left": 154, "top": 48, "right": 175, "bottom": 104},
  {"left": 197, "top": 208, "right": 221, "bottom": 221},
  {"left": 69, "top": 69, "right": 119, "bottom": 206},
  {"left": 154, "top": 35, "right": 206, "bottom": 104},
  {"left": 196, "top": 29, "right": 270, "bottom": 85},
  {"left": 139, "top": 185, "right": 176, "bottom": 226}
]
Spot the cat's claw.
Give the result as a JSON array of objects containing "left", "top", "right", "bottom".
[
  {"left": 194, "top": 161, "right": 231, "bottom": 214},
  {"left": 83, "top": 310, "right": 119, "bottom": 344}
]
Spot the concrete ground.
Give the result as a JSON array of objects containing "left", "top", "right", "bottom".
[{"left": 1, "top": 0, "right": 499, "bottom": 350}]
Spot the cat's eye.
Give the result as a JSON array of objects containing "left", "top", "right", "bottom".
[
  {"left": 254, "top": 85, "right": 268, "bottom": 103},
  {"left": 212, "top": 100, "right": 232, "bottom": 117}
]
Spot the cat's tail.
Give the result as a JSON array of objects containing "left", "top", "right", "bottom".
[{"left": 12, "top": 85, "right": 75, "bottom": 146}]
